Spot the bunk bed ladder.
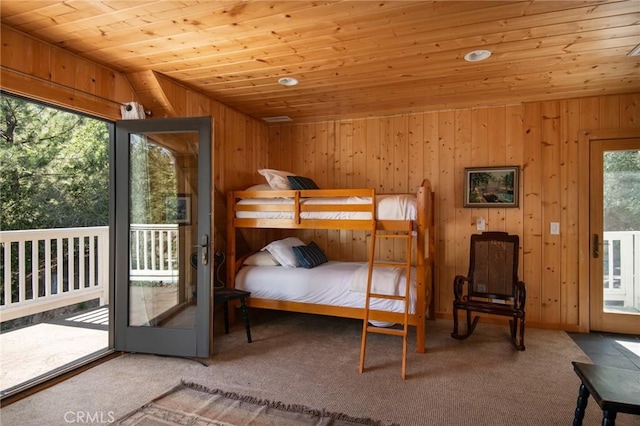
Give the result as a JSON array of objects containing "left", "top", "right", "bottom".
[{"left": 359, "top": 220, "right": 413, "bottom": 379}]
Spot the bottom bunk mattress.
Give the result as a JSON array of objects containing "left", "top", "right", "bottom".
[{"left": 235, "top": 261, "right": 418, "bottom": 315}]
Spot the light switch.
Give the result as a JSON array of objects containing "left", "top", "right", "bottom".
[
  {"left": 477, "top": 217, "right": 486, "bottom": 231},
  {"left": 550, "top": 222, "right": 560, "bottom": 235}
]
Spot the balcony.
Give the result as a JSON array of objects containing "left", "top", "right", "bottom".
[{"left": 0, "top": 224, "right": 179, "bottom": 395}]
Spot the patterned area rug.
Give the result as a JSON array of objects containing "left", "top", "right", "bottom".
[{"left": 115, "top": 381, "right": 396, "bottom": 426}]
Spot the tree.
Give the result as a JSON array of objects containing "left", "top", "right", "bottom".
[
  {"left": 129, "top": 136, "right": 178, "bottom": 224},
  {"left": 0, "top": 94, "right": 110, "bottom": 230},
  {"left": 603, "top": 150, "right": 640, "bottom": 231}
]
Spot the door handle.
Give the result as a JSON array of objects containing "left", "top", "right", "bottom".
[
  {"left": 200, "top": 234, "right": 209, "bottom": 265},
  {"left": 592, "top": 234, "right": 610, "bottom": 259}
]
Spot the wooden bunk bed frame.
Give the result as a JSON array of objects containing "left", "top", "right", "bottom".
[{"left": 226, "top": 179, "right": 435, "bottom": 353}]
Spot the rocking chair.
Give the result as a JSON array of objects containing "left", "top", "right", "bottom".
[{"left": 451, "top": 232, "right": 526, "bottom": 350}]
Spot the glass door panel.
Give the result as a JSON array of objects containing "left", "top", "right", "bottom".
[
  {"left": 128, "top": 132, "right": 197, "bottom": 329},
  {"left": 115, "top": 117, "right": 211, "bottom": 358}
]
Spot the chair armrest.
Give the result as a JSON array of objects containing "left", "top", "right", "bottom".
[
  {"left": 453, "top": 275, "right": 469, "bottom": 301},
  {"left": 515, "top": 280, "right": 526, "bottom": 309}
]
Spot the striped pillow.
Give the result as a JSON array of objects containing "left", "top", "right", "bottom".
[
  {"left": 292, "top": 241, "right": 328, "bottom": 269},
  {"left": 287, "top": 175, "right": 319, "bottom": 190}
]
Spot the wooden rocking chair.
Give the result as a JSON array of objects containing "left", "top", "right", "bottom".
[{"left": 451, "top": 232, "right": 526, "bottom": 351}]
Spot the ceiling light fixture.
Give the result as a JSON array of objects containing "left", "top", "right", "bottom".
[
  {"left": 464, "top": 49, "right": 492, "bottom": 62},
  {"left": 262, "top": 116, "right": 293, "bottom": 123},
  {"left": 278, "top": 77, "right": 299, "bottom": 86}
]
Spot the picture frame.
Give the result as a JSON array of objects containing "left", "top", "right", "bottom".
[
  {"left": 464, "top": 166, "right": 519, "bottom": 208},
  {"left": 166, "top": 194, "right": 192, "bottom": 225}
]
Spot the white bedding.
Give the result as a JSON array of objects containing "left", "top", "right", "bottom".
[
  {"left": 235, "top": 261, "right": 417, "bottom": 314},
  {"left": 235, "top": 194, "right": 417, "bottom": 220}
]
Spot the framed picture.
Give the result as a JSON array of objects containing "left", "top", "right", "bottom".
[
  {"left": 464, "top": 166, "right": 519, "bottom": 208},
  {"left": 166, "top": 194, "right": 192, "bottom": 225}
]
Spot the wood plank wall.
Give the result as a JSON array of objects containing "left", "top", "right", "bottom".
[
  {"left": 1, "top": 26, "right": 135, "bottom": 119},
  {"left": 0, "top": 25, "right": 269, "bottom": 253},
  {"left": 266, "top": 93, "right": 640, "bottom": 330},
  {"left": 3, "top": 25, "right": 639, "bottom": 330}
]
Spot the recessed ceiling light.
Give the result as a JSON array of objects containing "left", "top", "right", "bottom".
[
  {"left": 278, "top": 77, "right": 299, "bottom": 86},
  {"left": 464, "top": 50, "right": 492, "bottom": 62}
]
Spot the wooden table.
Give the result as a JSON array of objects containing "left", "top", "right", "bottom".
[
  {"left": 214, "top": 287, "right": 252, "bottom": 343},
  {"left": 572, "top": 361, "right": 640, "bottom": 426}
]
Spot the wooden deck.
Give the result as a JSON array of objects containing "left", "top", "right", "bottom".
[{"left": 0, "top": 307, "right": 109, "bottom": 395}]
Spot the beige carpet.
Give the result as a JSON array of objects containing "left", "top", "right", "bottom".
[{"left": 1, "top": 311, "right": 637, "bottom": 425}]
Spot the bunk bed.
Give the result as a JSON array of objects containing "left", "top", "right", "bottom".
[{"left": 225, "top": 177, "right": 435, "bottom": 353}]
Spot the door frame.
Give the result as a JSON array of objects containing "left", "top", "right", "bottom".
[
  {"left": 578, "top": 128, "right": 640, "bottom": 332},
  {"left": 114, "top": 116, "right": 212, "bottom": 357}
]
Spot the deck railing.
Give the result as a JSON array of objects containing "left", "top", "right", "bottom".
[
  {"left": 0, "top": 226, "right": 109, "bottom": 322},
  {"left": 0, "top": 224, "right": 180, "bottom": 322},
  {"left": 129, "top": 223, "right": 179, "bottom": 282},
  {"left": 603, "top": 231, "right": 640, "bottom": 310}
]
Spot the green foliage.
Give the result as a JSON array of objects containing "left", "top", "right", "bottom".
[
  {"left": 129, "top": 136, "right": 177, "bottom": 224},
  {"left": 603, "top": 150, "right": 640, "bottom": 232},
  {"left": 0, "top": 94, "right": 109, "bottom": 230}
]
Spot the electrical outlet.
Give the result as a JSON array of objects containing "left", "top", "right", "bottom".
[
  {"left": 550, "top": 222, "right": 560, "bottom": 235},
  {"left": 476, "top": 217, "right": 486, "bottom": 231}
]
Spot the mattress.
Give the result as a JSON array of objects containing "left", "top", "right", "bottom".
[
  {"left": 235, "top": 193, "right": 417, "bottom": 220},
  {"left": 235, "top": 260, "right": 418, "bottom": 314}
]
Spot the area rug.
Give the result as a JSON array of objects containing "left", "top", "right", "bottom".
[{"left": 114, "top": 380, "right": 397, "bottom": 426}]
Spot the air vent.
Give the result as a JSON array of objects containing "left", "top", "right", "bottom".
[
  {"left": 262, "top": 116, "right": 293, "bottom": 123},
  {"left": 627, "top": 45, "right": 640, "bottom": 56}
]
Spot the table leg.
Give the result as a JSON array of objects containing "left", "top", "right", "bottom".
[
  {"left": 223, "top": 302, "right": 230, "bottom": 334},
  {"left": 240, "top": 297, "right": 252, "bottom": 343},
  {"left": 602, "top": 410, "right": 617, "bottom": 426},
  {"left": 573, "top": 383, "right": 590, "bottom": 426}
]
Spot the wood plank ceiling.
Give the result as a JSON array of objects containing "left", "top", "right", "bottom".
[{"left": 1, "top": 1, "right": 639, "bottom": 123}]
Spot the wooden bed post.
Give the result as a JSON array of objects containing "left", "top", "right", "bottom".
[{"left": 226, "top": 192, "right": 237, "bottom": 289}]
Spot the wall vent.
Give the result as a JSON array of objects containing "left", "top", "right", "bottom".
[
  {"left": 627, "top": 44, "right": 640, "bottom": 57},
  {"left": 262, "top": 116, "right": 293, "bottom": 123}
]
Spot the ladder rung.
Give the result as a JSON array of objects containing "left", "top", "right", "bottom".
[
  {"left": 372, "top": 261, "right": 410, "bottom": 268},
  {"left": 369, "top": 293, "right": 406, "bottom": 301},
  {"left": 366, "top": 326, "right": 406, "bottom": 336}
]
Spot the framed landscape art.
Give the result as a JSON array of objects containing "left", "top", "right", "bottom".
[
  {"left": 166, "top": 194, "right": 192, "bottom": 225},
  {"left": 464, "top": 166, "right": 519, "bottom": 208}
]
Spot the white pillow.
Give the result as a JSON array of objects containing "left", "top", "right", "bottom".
[
  {"left": 243, "top": 251, "right": 280, "bottom": 266},
  {"left": 245, "top": 184, "right": 273, "bottom": 191},
  {"left": 258, "top": 169, "right": 296, "bottom": 190},
  {"left": 261, "top": 237, "right": 305, "bottom": 268}
]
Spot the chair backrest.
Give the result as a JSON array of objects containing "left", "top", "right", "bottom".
[{"left": 467, "top": 232, "right": 520, "bottom": 301}]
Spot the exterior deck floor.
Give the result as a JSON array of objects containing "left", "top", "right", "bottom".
[{"left": 0, "top": 307, "right": 109, "bottom": 395}]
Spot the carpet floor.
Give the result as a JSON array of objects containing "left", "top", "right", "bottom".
[
  {"left": 116, "top": 380, "right": 398, "bottom": 425},
  {"left": 1, "top": 311, "right": 637, "bottom": 425}
]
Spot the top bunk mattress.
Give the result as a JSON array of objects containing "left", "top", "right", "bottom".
[{"left": 235, "top": 193, "right": 417, "bottom": 221}]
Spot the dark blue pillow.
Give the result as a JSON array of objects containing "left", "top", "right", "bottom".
[
  {"left": 287, "top": 175, "right": 319, "bottom": 190},
  {"left": 292, "top": 241, "right": 328, "bottom": 269}
]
